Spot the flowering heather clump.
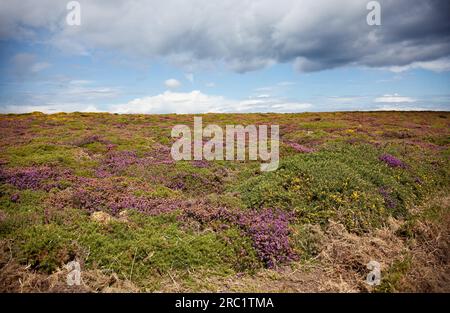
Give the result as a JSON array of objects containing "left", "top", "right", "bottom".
[
  {"left": 50, "top": 177, "right": 181, "bottom": 216},
  {"left": 236, "top": 208, "right": 297, "bottom": 268},
  {"left": 379, "top": 187, "right": 397, "bottom": 209},
  {"left": 0, "top": 166, "right": 71, "bottom": 190},
  {"left": 167, "top": 180, "right": 185, "bottom": 190},
  {"left": 379, "top": 154, "right": 406, "bottom": 168},
  {"left": 178, "top": 204, "right": 296, "bottom": 268},
  {"left": 286, "top": 142, "right": 315, "bottom": 153},
  {"left": 139, "top": 144, "right": 174, "bottom": 165},
  {"left": 202, "top": 207, "right": 297, "bottom": 268},
  {"left": 0, "top": 118, "right": 30, "bottom": 130},
  {"left": 69, "top": 187, "right": 108, "bottom": 213},
  {"left": 96, "top": 150, "right": 138, "bottom": 177}
]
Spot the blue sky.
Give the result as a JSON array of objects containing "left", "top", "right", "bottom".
[{"left": 0, "top": 0, "right": 449, "bottom": 113}]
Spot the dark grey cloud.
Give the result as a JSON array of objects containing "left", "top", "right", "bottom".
[{"left": 0, "top": 0, "right": 449, "bottom": 73}]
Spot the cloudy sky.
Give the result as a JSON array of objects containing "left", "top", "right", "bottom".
[{"left": 0, "top": 0, "right": 449, "bottom": 113}]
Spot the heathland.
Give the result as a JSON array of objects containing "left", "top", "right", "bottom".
[{"left": 0, "top": 111, "right": 448, "bottom": 292}]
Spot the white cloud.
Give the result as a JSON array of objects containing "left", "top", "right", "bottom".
[
  {"left": 63, "top": 80, "right": 119, "bottom": 100},
  {"left": 374, "top": 94, "right": 416, "bottom": 103},
  {"left": 82, "top": 105, "right": 104, "bottom": 113},
  {"left": 112, "top": 90, "right": 312, "bottom": 114},
  {"left": 388, "top": 57, "right": 450, "bottom": 73},
  {"left": 327, "top": 96, "right": 366, "bottom": 103},
  {"left": 269, "top": 102, "right": 312, "bottom": 112},
  {"left": 374, "top": 105, "right": 428, "bottom": 111},
  {"left": 0, "top": 103, "right": 103, "bottom": 114},
  {"left": 113, "top": 91, "right": 226, "bottom": 114},
  {"left": 0, "top": 79, "right": 118, "bottom": 113},
  {"left": 164, "top": 78, "right": 181, "bottom": 89}
]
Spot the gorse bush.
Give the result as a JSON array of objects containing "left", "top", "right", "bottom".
[{"left": 237, "top": 143, "right": 434, "bottom": 233}]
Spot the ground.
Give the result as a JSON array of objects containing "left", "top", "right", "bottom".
[{"left": 0, "top": 111, "right": 449, "bottom": 292}]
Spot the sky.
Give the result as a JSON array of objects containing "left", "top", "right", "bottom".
[{"left": 0, "top": 0, "right": 449, "bottom": 114}]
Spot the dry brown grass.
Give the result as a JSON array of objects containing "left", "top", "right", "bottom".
[{"left": 397, "top": 197, "right": 450, "bottom": 292}]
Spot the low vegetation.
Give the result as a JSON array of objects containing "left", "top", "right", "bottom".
[{"left": 0, "top": 111, "right": 449, "bottom": 292}]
